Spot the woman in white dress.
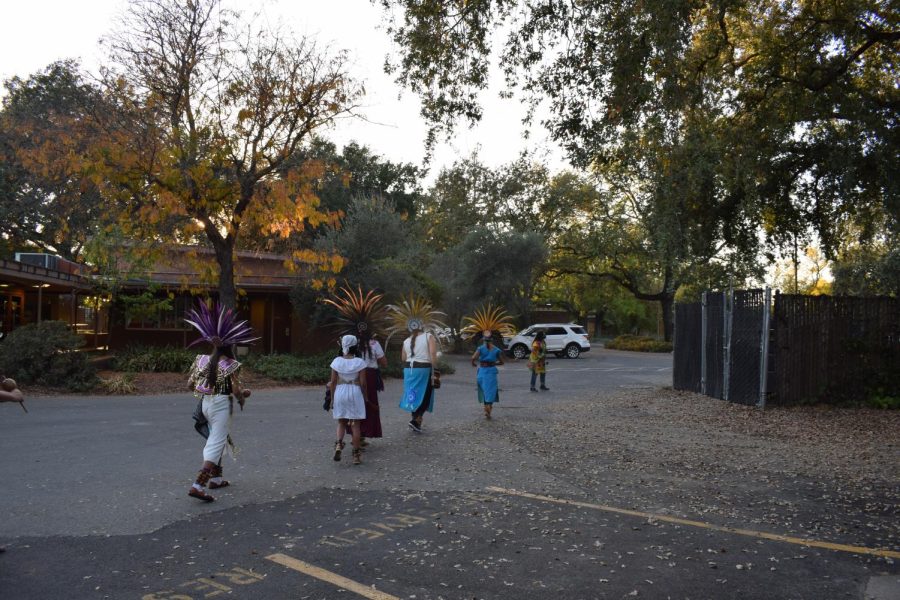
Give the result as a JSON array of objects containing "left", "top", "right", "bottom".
[{"left": 329, "top": 334, "right": 368, "bottom": 465}]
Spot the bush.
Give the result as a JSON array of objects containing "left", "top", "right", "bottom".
[
  {"left": 244, "top": 351, "right": 456, "bottom": 384},
  {"left": 99, "top": 373, "right": 137, "bottom": 395},
  {"left": 113, "top": 346, "right": 196, "bottom": 373},
  {"left": 243, "top": 352, "right": 333, "bottom": 384},
  {"left": 866, "top": 393, "right": 900, "bottom": 410},
  {"left": 0, "top": 321, "right": 96, "bottom": 391},
  {"left": 605, "top": 334, "right": 673, "bottom": 353},
  {"left": 383, "top": 353, "right": 456, "bottom": 378}
]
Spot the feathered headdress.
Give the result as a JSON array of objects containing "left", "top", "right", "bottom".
[
  {"left": 321, "top": 286, "right": 388, "bottom": 337},
  {"left": 460, "top": 303, "right": 516, "bottom": 340},
  {"left": 184, "top": 301, "right": 260, "bottom": 348},
  {"left": 385, "top": 293, "right": 449, "bottom": 346}
]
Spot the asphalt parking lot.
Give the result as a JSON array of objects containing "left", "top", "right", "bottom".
[{"left": 1, "top": 349, "right": 897, "bottom": 599}]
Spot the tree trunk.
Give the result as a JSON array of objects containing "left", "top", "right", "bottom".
[
  {"left": 660, "top": 294, "right": 675, "bottom": 342},
  {"left": 594, "top": 308, "right": 605, "bottom": 339},
  {"left": 213, "top": 241, "right": 237, "bottom": 309}
]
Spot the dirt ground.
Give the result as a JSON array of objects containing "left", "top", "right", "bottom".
[{"left": 510, "top": 387, "right": 900, "bottom": 551}]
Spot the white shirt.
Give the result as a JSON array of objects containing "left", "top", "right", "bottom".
[
  {"left": 363, "top": 340, "right": 385, "bottom": 369},
  {"left": 330, "top": 356, "right": 367, "bottom": 383},
  {"left": 402, "top": 332, "right": 433, "bottom": 364}
]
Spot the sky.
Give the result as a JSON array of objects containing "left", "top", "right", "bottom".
[{"left": 0, "top": 0, "right": 568, "bottom": 183}]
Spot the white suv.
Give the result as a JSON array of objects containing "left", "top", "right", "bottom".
[{"left": 504, "top": 323, "right": 591, "bottom": 359}]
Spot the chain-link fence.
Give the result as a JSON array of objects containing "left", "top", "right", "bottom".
[
  {"left": 673, "top": 289, "right": 771, "bottom": 406},
  {"left": 703, "top": 292, "right": 726, "bottom": 399},
  {"left": 728, "top": 289, "right": 769, "bottom": 405},
  {"left": 675, "top": 289, "right": 900, "bottom": 406},
  {"left": 673, "top": 303, "right": 702, "bottom": 392}
]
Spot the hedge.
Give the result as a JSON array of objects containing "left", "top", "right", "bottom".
[
  {"left": 244, "top": 351, "right": 455, "bottom": 385},
  {"left": 113, "top": 346, "right": 197, "bottom": 373},
  {"left": 604, "top": 334, "right": 673, "bottom": 353}
]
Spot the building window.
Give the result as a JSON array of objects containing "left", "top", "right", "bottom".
[{"left": 126, "top": 295, "right": 191, "bottom": 330}]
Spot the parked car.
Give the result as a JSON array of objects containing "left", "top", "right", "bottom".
[{"left": 503, "top": 323, "right": 591, "bottom": 359}]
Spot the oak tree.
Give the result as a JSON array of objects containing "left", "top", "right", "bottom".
[
  {"left": 0, "top": 61, "right": 108, "bottom": 259},
  {"left": 380, "top": 0, "right": 899, "bottom": 299}
]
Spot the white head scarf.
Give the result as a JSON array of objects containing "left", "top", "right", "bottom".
[{"left": 341, "top": 334, "right": 358, "bottom": 355}]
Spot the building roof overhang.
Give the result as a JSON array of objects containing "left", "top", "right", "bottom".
[{"left": 0, "top": 259, "right": 94, "bottom": 293}]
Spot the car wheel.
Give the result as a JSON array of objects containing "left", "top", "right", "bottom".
[
  {"left": 512, "top": 344, "right": 529, "bottom": 360},
  {"left": 565, "top": 343, "right": 580, "bottom": 359}
]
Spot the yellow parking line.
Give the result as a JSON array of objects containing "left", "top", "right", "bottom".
[
  {"left": 486, "top": 487, "right": 900, "bottom": 559},
  {"left": 266, "top": 553, "right": 400, "bottom": 600}
]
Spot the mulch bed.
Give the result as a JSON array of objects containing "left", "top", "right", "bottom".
[{"left": 24, "top": 369, "right": 301, "bottom": 396}]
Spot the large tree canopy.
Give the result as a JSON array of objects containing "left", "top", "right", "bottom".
[
  {"left": 315, "top": 195, "right": 433, "bottom": 298},
  {"left": 0, "top": 61, "right": 109, "bottom": 259},
  {"left": 379, "top": 0, "right": 899, "bottom": 257},
  {"left": 429, "top": 227, "right": 548, "bottom": 339},
  {"left": 240, "top": 139, "right": 427, "bottom": 254},
  {"left": 422, "top": 154, "right": 600, "bottom": 251},
  {"left": 96, "top": 0, "right": 362, "bottom": 307},
  {"left": 297, "top": 140, "right": 426, "bottom": 218}
]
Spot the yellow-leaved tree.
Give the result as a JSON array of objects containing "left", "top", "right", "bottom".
[{"left": 95, "top": 0, "right": 360, "bottom": 307}]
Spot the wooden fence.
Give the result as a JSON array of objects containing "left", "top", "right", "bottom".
[
  {"left": 674, "top": 292, "right": 898, "bottom": 406},
  {"left": 771, "top": 294, "right": 900, "bottom": 405}
]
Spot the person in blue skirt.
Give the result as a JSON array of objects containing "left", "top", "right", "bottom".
[
  {"left": 399, "top": 318, "right": 439, "bottom": 432},
  {"left": 470, "top": 330, "right": 504, "bottom": 419}
]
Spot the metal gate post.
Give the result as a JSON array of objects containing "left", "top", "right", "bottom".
[
  {"left": 700, "top": 291, "right": 708, "bottom": 395},
  {"left": 723, "top": 290, "right": 732, "bottom": 402},
  {"left": 672, "top": 304, "right": 677, "bottom": 389},
  {"left": 757, "top": 287, "right": 771, "bottom": 409}
]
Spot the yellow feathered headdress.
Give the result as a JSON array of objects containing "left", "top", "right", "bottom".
[{"left": 460, "top": 304, "right": 516, "bottom": 340}]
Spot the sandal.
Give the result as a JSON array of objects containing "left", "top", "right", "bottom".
[
  {"left": 333, "top": 440, "right": 345, "bottom": 461},
  {"left": 188, "top": 487, "right": 215, "bottom": 502},
  {"left": 208, "top": 479, "right": 230, "bottom": 489},
  {"left": 352, "top": 448, "right": 362, "bottom": 465}
]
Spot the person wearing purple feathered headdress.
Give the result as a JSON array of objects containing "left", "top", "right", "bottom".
[{"left": 184, "top": 301, "right": 259, "bottom": 502}]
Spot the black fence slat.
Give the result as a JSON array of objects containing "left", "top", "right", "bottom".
[
  {"left": 673, "top": 303, "right": 702, "bottom": 392},
  {"left": 728, "top": 289, "right": 764, "bottom": 405},
  {"left": 772, "top": 295, "right": 900, "bottom": 405},
  {"left": 705, "top": 293, "right": 725, "bottom": 399}
]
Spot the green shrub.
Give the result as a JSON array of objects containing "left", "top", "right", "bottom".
[
  {"left": 605, "top": 334, "right": 673, "bottom": 353},
  {"left": 382, "top": 353, "right": 456, "bottom": 378},
  {"left": 243, "top": 352, "right": 333, "bottom": 384},
  {"left": 113, "top": 346, "right": 196, "bottom": 373},
  {"left": 0, "top": 321, "right": 96, "bottom": 391},
  {"left": 866, "top": 394, "right": 900, "bottom": 410},
  {"left": 243, "top": 350, "right": 456, "bottom": 384}
]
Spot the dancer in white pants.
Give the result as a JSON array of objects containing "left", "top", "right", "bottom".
[
  {"left": 184, "top": 302, "right": 258, "bottom": 502},
  {"left": 200, "top": 393, "right": 233, "bottom": 462},
  {"left": 187, "top": 347, "right": 249, "bottom": 501}
]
